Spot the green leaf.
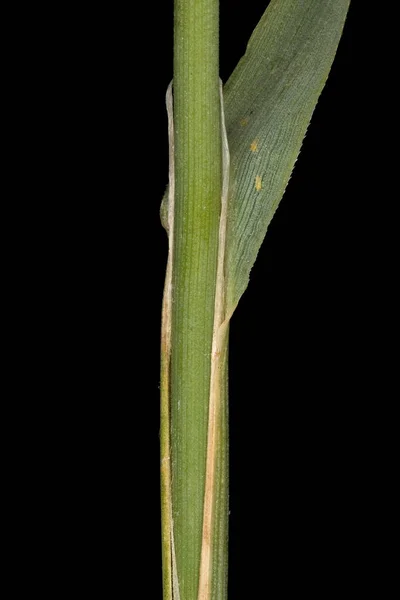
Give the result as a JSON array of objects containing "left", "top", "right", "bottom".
[{"left": 224, "top": 0, "right": 350, "bottom": 315}]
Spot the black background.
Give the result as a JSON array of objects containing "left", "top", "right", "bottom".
[{"left": 35, "top": 1, "right": 369, "bottom": 597}]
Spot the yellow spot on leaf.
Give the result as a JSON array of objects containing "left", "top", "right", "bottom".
[
  {"left": 250, "top": 140, "right": 258, "bottom": 152},
  {"left": 255, "top": 175, "right": 262, "bottom": 191},
  {"left": 240, "top": 117, "right": 249, "bottom": 127}
]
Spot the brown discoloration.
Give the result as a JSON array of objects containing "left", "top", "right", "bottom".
[
  {"left": 160, "top": 82, "right": 176, "bottom": 600},
  {"left": 240, "top": 117, "right": 249, "bottom": 127},
  {"left": 197, "top": 324, "right": 228, "bottom": 600}
]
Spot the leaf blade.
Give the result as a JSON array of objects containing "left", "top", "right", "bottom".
[{"left": 224, "top": 0, "right": 351, "bottom": 314}]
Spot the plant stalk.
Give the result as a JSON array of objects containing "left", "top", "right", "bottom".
[{"left": 161, "top": 1, "right": 227, "bottom": 599}]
